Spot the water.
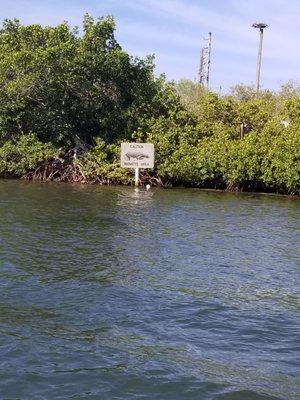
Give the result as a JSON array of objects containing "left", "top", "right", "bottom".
[{"left": 0, "top": 180, "right": 299, "bottom": 400}]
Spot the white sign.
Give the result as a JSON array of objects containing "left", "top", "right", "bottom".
[{"left": 121, "top": 143, "right": 154, "bottom": 169}]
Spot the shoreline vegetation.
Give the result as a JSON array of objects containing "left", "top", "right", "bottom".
[{"left": 0, "top": 15, "right": 299, "bottom": 195}]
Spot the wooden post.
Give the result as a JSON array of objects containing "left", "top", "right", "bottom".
[{"left": 240, "top": 123, "right": 244, "bottom": 139}]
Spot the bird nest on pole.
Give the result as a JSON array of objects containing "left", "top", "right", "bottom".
[{"left": 252, "top": 22, "right": 268, "bottom": 29}]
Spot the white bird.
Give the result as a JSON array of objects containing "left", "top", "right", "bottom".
[{"left": 146, "top": 184, "right": 151, "bottom": 190}]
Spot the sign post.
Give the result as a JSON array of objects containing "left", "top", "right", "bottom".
[
  {"left": 135, "top": 167, "right": 139, "bottom": 187},
  {"left": 121, "top": 143, "right": 154, "bottom": 187}
]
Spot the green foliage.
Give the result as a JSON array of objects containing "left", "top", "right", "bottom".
[
  {"left": 233, "top": 97, "right": 276, "bottom": 132},
  {"left": 77, "top": 138, "right": 131, "bottom": 183},
  {"left": 176, "top": 80, "right": 236, "bottom": 125},
  {"left": 0, "top": 16, "right": 299, "bottom": 194},
  {"left": 0, "top": 15, "right": 175, "bottom": 146},
  {"left": 0, "top": 132, "right": 59, "bottom": 176},
  {"left": 169, "top": 79, "right": 300, "bottom": 193},
  {"left": 283, "top": 98, "right": 300, "bottom": 122},
  {"left": 260, "top": 123, "right": 300, "bottom": 191},
  {"left": 147, "top": 120, "right": 300, "bottom": 193}
]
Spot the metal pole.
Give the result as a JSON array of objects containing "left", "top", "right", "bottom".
[
  {"left": 206, "top": 32, "right": 212, "bottom": 90},
  {"left": 253, "top": 23, "right": 267, "bottom": 94},
  {"left": 199, "top": 48, "right": 204, "bottom": 86},
  {"left": 255, "top": 28, "right": 264, "bottom": 94},
  {"left": 134, "top": 167, "right": 139, "bottom": 187}
]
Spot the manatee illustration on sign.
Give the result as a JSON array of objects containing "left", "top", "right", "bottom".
[
  {"left": 121, "top": 143, "right": 154, "bottom": 168},
  {"left": 125, "top": 152, "right": 149, "bottom": 161}
]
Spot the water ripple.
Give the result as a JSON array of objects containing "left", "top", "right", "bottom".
[{"left": 0, "top": 181, "right": 299, "bottom": 399}]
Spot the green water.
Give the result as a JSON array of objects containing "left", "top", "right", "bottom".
[{"left": 0, "top": 180, "right": 299, "bottom": 399}]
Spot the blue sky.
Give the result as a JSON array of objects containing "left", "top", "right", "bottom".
[{"left": 1, "top": 0, "right": 299, "bottom": 92}]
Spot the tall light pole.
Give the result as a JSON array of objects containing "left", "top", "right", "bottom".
[{"left": 252, "top": 22, "right": 268, "bottom": 94}]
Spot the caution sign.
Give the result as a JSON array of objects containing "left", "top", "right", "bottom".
[{"left": 121, "top": 143, "right": 154, "bottom": 169}]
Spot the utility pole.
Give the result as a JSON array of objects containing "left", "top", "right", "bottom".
[
  {"left": 198, "top": 32, "right": 212, "bottom": 89},
  {"left": 206, "top": 32, "right": 212, "bottom": 89},
  {"left": 199, "top": 48, "right": 205, "bottom": 85},
  {"left": 252, "top": 22, "right": 268, "bottom": 94}
]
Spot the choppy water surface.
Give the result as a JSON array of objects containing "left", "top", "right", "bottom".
[{"left": 0, "top": 180, "right": 299, "bottom": 399}]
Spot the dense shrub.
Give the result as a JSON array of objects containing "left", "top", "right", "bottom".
[
  {"left": 0, "top": 15, "right": 176, "bottom": 146},
  {"left": 0, "top": 16, "right": 299, "bottom": 194},
  {"left": 0, "top": 132, "right": 59, "bottom": 176},
  {"left": 76, "top": 139, "right": 131, "bottom": 184}
]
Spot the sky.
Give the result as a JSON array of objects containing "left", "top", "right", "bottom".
[{"left": 1, "top": 0, "right": 299, "bottom": 92}]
